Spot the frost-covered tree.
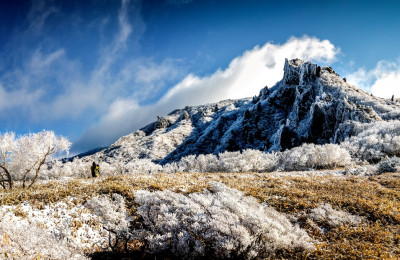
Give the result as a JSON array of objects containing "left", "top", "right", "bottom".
[{"left": 0, "top": 130, "right": 70, "bottom": 189}]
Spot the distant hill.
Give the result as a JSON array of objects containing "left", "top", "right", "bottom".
[{"left": 81, "top": 58, "right": 400, "bottom": 164}]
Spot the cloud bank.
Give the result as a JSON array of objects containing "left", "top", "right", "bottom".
[
  {"left": 346, "top": 60, "right": 400, "bottom": 99},
  {"left": 73, "top": 36, "right": 339, "bottom": 152}
]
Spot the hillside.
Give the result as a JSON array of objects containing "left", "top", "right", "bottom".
[
  {"left": 1, "top": 171, "right": 399, "bottom": 259},
  {"left": 82, "top": 59, "right": 400, "bottom": 165}
]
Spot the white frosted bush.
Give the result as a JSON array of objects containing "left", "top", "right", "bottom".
[
  {"left": 44, "top": 158, "right": 91, "bottom": 179},
  {"left": 340, "top": 120, "right": 400, "bottom": 162},
  {"left": 218, "top": 149, "right": 280, "bottom": 172},
  {"left": 99, "top": 160, "right": 162, "bottom": 175},
  {"left": 308, "top": 204, "right": 363, "bottom": 228},
  {"left": 0, "top": 196, "right": 132, "bottom": 254},
  {"left": 162, "top": 161, "right": 180, "bottom": 173},
  {"left": 281, "top": 143, "right": 352, "bottom": 171},
  {"left": 191, "top": 154, "right": 220, "bottom": 172},
  {"left": 134, "top": 182, "right": 314, "bottom": 259},
  {"left": 0, "top": 217, "right": 87, "bottom": 259},
  {"left": 165, "top": 149, "right": 279, "bottom": 173},
  {"left": 344, "top": 164, "right": 377, "bottom": 176},
  {"left": 218, "top": 150, "right": 247, "bottom": 172},
  {"left": 125, "top": 159, "right": 163, "bottom": 174},
  {"left": 84, "top": 194, "right": 130, "bottom": 236},
  {"left": 175, "top": 154, "right": 210, "bottom": 172},
  {"left": 376, "top": 156, "right": 400, "bottom": 174}
]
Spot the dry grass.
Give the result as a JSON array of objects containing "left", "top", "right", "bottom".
[{"left": 1, "top": 171, "right": 399, "bottom": 259}]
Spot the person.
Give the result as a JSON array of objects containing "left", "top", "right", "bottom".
[{"left": 91, "top": 162, "right": 100, "bottom": 177}]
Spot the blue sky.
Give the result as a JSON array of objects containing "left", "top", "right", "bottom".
[{"left": 1, "top": 0, "right": 400, "bottom": 154}]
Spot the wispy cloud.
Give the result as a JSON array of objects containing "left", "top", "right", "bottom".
[
  {"left": 29, "top": 49, "right": 65, "bottom": 70},
  {"left": 117, "top": 0, "right": 133, "bottom": 44},
  {"left": 73, "top": 36, "right": 340, "bottom": 152},
  {"left": 27, "top": 0, "right": 58, "bottom": 33},
  {"left": 0, "top": 0, "right": 149, "bottom": 123},
  {"left": 0, "top": 85, "right": 43, "bottom": 112}
]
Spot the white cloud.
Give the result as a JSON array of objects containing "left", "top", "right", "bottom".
[
  {"left": 163, "top": 36, "right": 338, "bottom": 102},
  {"left": 346, "top": 60, "right": 400, "bottom": 98},
  {"left": 73, "top": 36, "right": 340, "bottom": 152},
  {"left": 372, "top": 71, "right": 400, "bottom": 98}
]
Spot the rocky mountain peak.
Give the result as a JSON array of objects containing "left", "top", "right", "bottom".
[
  {"left": 80, "top": 59, "right": 400, "bottom": 164},
  {"left": 283, "top": 58, "right": 320, "bottom": 85}
]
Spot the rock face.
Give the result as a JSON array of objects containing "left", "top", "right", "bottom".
[{"left": 82, "top": 59, "right": 400, "bottom": 164}]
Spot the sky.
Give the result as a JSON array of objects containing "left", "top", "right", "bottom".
[{"left": 1, "top": 0, "right": 400, "bottom": 154}]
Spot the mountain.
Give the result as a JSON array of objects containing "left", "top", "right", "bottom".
[{"left": 82, "top": 58, "right": 400, "bottom": 164}]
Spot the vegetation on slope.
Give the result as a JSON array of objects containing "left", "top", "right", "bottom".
[{"left": 0, "top": 171, "right": 399, "bottom": 259}]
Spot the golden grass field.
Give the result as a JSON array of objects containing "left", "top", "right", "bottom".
[{"left": 1, "top": 171, "right": 399, "bottom": 259}]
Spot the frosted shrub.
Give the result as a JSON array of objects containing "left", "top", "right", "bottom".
[
  {"left": 44, "top": 158, "right": 91, "bottom": 179},
  {"left": 127, "top": 159, "right": 163, "bottom": 174},
  {"left": 162, "top": 144, "right": 349, "bottom": 173},
  {"left": 281, "top": 143, "right": 352, "bottom": 171},
  {"left": 218, "top": 149, "right": 279, "bottom": 172},
  {"left": 174, "top": 154, "right": 218, "bottom": 173},
  {"left": 84, "top": 194, "right": 132, "bottom": 251},
  {"left": 308, "top": 204, "right": 363, "bottom": 228},
  {"left": 218, "top": 150, "right": 247, "bottom": 172},
  {"left": 84, "top": 194, "right": 130, "bottom": 236},
  {"left": 239, "top": 149, "right": 278, "bottom": 172},
  {"left": 0, "top": 217, "right": 87, "bottom": 259},
  {"left": 100, "top": 159, "right": 163, "bottom": 175},
  {"left": 376, "top": 156, "right": 400, "bottom": 174},
  {"left": 162, "top": 161, "right": 180, "bottom": 173},
  {"left": 192, "top": 154, "right": 220, "bottom": 172},
  {"left": 97, "top": 161, "right": 120, "bottom": 176},
  {"left": 340, "top": 120, "right": 400, "bottom": 162},
  {"left": 164, "top": 149, "right": 279, "bottom": 173},
  {"left": 344, "top": 164, "right": 377, "bottom": 176},
  {"left": 134, "top": 182, "right": 314, "bottom": 259}
]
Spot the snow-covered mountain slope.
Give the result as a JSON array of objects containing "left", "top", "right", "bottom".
[{"left": 84, "top": 58, "right": 400, "bottom": 164}]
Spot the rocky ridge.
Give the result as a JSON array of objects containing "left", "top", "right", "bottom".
[{"left": 82, "top": 59, "right": 400, "bottom": 164}]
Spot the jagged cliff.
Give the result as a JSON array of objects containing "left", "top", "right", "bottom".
[{"left": 82, "top": 59, "right": 400, "bottom": 164}]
